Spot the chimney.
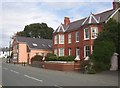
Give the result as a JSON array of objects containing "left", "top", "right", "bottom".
[
  {"left": 64, "top": 17, "right": 70, "bottom": 25},
  {"left": 113, "top": 0, "right": 120, "bottom": 10}
]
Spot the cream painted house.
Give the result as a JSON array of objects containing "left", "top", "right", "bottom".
[{"left": 12, "top": 36, "right": 52, "bottom": 64}]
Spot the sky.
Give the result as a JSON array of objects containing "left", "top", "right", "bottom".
[{"left": 0, "top": 0, "right": 114, "bottom": 48}]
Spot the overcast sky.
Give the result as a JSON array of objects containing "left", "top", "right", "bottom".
[{"left": 0, "top": 0, "right": 114, "bottom": 48}]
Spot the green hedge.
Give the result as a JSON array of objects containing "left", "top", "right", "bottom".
[{"left": 46, "top": 53, "right": 75, "bottom": 61}]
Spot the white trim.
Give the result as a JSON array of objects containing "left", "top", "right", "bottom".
[
  {"left": 91, "top": 27, "right": 98, "bottom": 39},
  {"left": 84, "top": 28, "right": 90, "bottom": 40},
  {"left": 105, "top": 8, "right": 120, "bottom": 23},
  {"left": 82, "top": 17, "right": 89, "bottom": 25},
  {"left": 75, "top": 32, "right": 79, "bottom": 42},
  {"left": 59, "top": 34, "right": 64, "bottom": 44},
  {"left": 68, "top": 33, "right": 71, "bottom": 44},
  {"left": 92, "top": 15, "right": 99, "bottom": 23},
  {"left": 57, "top": 23, "right": 65, "bottom": 32},
  {"left": 59, "top": 48, "right": 64, "bottom": 56},
  {"left": 89, "top": 14, "right": 92, "bottom": 24}
]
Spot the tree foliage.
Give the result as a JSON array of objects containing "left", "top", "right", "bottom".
[
  {"left": 16, "top": 23, "right": 54, "bottom": 39},
  {"left": 91, "top": 19, "right": 119, "bottom": 72}
]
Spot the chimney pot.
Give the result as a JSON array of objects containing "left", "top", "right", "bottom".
[
  {"left": 64, "top": 17, "right": 70, "bottom": 25},
  {"left": 113, "top": 0, "right": 120, "bottom": 10}
]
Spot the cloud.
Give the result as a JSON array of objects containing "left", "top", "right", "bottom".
[{"left": 1, "top": 1, "right": 113, "bottom": 47}]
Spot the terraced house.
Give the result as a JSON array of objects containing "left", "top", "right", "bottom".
[{"left": 52, "top": 0, "right": 120, "bottom": 61}]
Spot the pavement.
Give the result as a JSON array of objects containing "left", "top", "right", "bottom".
[{"left": 0, "top": 58, "right": 119, "bottom": 88}]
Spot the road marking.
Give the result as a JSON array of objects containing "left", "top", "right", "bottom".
[
  {"left": 10, "top": 70, "right": 19, "bottom": 74},
  {"left": 3, "top": 67, "right": 8, "bottom": 70},
  {"left": 0, "top": 66, "right": 2, "bottom": 68},
  {"left": 54, "top": 85, "right": 63, "bottom": 88},
  {"left": 0, "top": 85, "right": 2, "bottom": 88},
  {"left": 24, "top": 75, "right": 43, "bottom": 82}
]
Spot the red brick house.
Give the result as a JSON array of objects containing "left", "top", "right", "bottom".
[{"left": 52, "top": 1, "right": 120, "bottom": 61}]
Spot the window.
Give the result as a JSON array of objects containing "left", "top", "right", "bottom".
[
  {"left": 76, "top": 32, "right": 79, "bottom": 42},
  {"left": 54, "top": 35, "right": 58, "bottom": 44},
  {"left": 68, "top": 48, "right": 72, "bottom": 56},
  {"left": 84, "top": 45, "right": 90, "bottom": 57},
  {"left": 54, "top": 49, "right": 58, "bottom": 56},
  {"left": 91, "top": 27, "right": 98, "bottom": 39},
  {"left": 91, "top": 45, "right": 94, "bottom": 54},
  {"left": 76, "top": 47, "right": 80, "bottom": 57},
  {"left": 68, "top": 33, "right": 71, "bottom": 44},
  {"left": 32, "top": 43, "right": 37, "bottom": 47},
  {"left": 59, "top": 48, "right": 64, "bottom": 56},
  {"left": 59, "top": 34, "right": 64, "bottom": 44},
  {"left": 84, "top": 28, "right": 89, "bottom": 40}
]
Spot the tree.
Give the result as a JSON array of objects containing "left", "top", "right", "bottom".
[
  {"left": 16, "top": 23, "right": 54, "bottom": 39},
  {"left": 90, "top": 19, "right": 120, "bottom": 72}
]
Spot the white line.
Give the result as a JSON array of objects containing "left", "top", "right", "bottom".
[
  {"left": 10, "top": 70, "right": 19, "bottom": 74},
  {"left": 0, "top": 66, "right": 2, "bottom": 67},
  {"left": 3, "top": 67, "right": 8, "bottom": 70},
  {"left": 54, "top": 85, "right": 63, "bottom": 88},
  {"left": 24, "top": 75, "right": 43, "bottom": 82}
]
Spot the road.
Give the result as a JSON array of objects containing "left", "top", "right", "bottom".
[{"left": 1, "top": 58, "right": 118, "bottom": 88}]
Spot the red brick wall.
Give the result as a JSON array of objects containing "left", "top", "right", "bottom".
[{"left": 52, "top": 24, "right": 103, "bottom": 60}]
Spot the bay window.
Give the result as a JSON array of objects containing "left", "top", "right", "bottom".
[
  {"left": 84, "top": 28, "right": 89, "bottom": 40},
  {"left": 59, "top": 34, "right": 64, "bottom": 44},
  {"left": 68, "top": 33, "right": 71, "bottom": 44},
  {"left": 84, "top": 45, "right": 90, "bottom": 57},
  {"left": 59, "top": 48, "right": 64, "bottom": 56},
  {"left": 91, "top": 27, "right": 98, "bottom": 39}
]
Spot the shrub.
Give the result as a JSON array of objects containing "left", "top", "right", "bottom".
[
  {"left": 46, "top": 53, "right": 75, "bottom": 61},
  {"left": 91, "top": 40, "right": 116, "bottom": 72}
]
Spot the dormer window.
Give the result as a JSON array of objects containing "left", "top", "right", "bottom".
[{"left": 32, "top": 43, "right": 37, "bottom": 46}]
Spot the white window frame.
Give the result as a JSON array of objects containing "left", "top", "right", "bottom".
[
  {"left": 59, "top": 34, "right": 64, "bottom": 44},
  {"left": 54, "top": 49, "right": 58, "bottom": 56},
  {"left": 68, "top": 33, "right": 71, "bottom": 44},
  {"left": 91, "top": 45, "right": 94, "bottom": 54},
  {"left": 84, "top": 28, "right": 89, "bottom": 40},
  {"left": 76, "top": 47, "right": 80, "bottom": 57},
  {"left": 91, "top": 27, "right": 98, "bottom": 39},
  {"left": 76, "top": 32, "right": 79, "bottom": 42},
  {"left": 59, "top": 48, "right": 64, "bottom": 56},
  {"left": 54, "top": 35, "right": 58, "bottom": 44},
  {"left": 84, "top": 45, "right": 90, "bottom": 58},
  {"left": 68, "top": 48, "right": 72, "bottom": 56}
]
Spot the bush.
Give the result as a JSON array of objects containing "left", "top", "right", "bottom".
[
  {"left": 91, "top": 40, "right": 116, "bottom": 72},
  {"left": 31, "top": 55, "right": 43, "bottom": 63},
  {"left": 46, "top": 53, "right": 75, "bottom": 61}
]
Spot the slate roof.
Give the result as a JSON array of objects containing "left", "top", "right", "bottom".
[
  {"left": 54, "top": 9, "right": 116, "bottom": 33},
  {"left": 15, "top": 36, "right": 52, "bottom": 50}
]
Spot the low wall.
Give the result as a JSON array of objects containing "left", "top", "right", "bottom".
[{"left": 42, "top": 61, "right": 76, "bottom": 71}]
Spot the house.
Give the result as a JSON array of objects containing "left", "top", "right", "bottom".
[
  {"left": 12, "top": 36, "right": 52, "bottom": 64},
  {"left": 52, "top": 0, "right": 120, "bottom": 62},
  {"left": 0, "top": 47, "right": 12, "bottom": 58}
]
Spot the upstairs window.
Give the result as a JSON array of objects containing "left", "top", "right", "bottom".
[
  {"left": 59, "top": 34, "right": 64, "bottom": 44},
  {"left": 76, "top": 32, "right": 79, "bottom": 42},
  {"left": 91, "top": 27, "right": 98, "bottom": 39},
  {"left": 84, "top": 28, "right": 89, "bottom": 40},
  {"left": 68, "top": 33, "right": 71, "bottom": 44},
  {"left": 54, "top": 35, "right": 58, "bottom": 44}
]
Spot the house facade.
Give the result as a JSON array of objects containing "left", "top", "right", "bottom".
[
  {"left": 52, "top": 1, "right": 120, "bottom": 61},
  {"left": 12, "top": 36, "right": 52, "bottom": 64}
]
